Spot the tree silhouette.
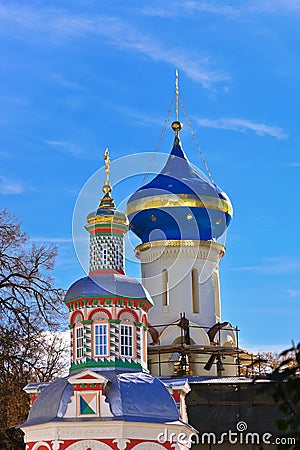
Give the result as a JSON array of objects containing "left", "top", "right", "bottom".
[{"left": 0, "top": 209, "right": 67, "bottom": 449}]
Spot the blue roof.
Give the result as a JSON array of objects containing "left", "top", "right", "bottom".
[
  {"left": 21, "top": 371, "right": 180, "bottom": 427},
  {"left": 20, "top": 378, "right": 73, "bottom": 426},
  {"left": 126, "top": 136, "right": 233, "bottom": 243},
  {"left": 65, "top": 273, "right": 153, "bottom": 305},
  {"left": 105, "top": 372, "right": 180, "bottom": 422}
]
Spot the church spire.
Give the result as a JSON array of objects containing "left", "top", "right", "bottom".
[
  {"left": 175, "top": 69, "right": 179, "bottom": 122},
  {"left": 99, "top": 148, "right": 116, "bottom": 209},
  {"left": 86, "top": 149, "right": 128, "bottom": 275},
  {"left": 171, "top": 69, "right": 183, "bottom": 138}
]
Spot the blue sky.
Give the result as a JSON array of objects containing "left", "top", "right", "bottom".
[{"left": 1, "top": 0, "right": 299, "bottom": 352}]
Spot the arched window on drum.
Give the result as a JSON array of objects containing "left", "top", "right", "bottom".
[
  {"left": 90, "top": 310, "right": 110, "bottom": 358},
  {"left": 72, "top": 312, "right": 84, "bottom": 362},
  {"left": 119, "top": 311, "right": 136, "bottom": 359}
]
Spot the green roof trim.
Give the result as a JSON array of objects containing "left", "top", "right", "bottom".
[
  {"left": 69, "top": 358, "right": 144, "bottom": 372},
  {"left": 64, "top": 294, "right": 152, "bottom": 307}
]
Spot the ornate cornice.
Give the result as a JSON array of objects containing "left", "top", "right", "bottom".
[{"left": 135, "top": 239, "right": 225, "bottom": 263}]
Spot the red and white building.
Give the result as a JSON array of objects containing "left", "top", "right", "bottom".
[{"left": 21, "top": 150, "right": 195, "bottom": 450}]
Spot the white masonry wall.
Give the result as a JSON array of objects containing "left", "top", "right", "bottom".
[{"left": 136, "top": 242, "right": 223, "bottom": 334}]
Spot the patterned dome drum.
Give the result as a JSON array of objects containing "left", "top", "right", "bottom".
[{"left": 126, "top": 134, "right": 233, "bottom": 244}]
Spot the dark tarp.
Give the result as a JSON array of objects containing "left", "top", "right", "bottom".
[{"left": 185, "top": 379, "right": 296, "bottom": 449}]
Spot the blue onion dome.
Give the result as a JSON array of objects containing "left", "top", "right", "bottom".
[{"left": 126, "top": 122, "right": 233, "bottom": 244}]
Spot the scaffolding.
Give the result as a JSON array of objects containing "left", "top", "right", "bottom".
[{"left": 147, "top": 318, "right": 258, "bottom": 378}]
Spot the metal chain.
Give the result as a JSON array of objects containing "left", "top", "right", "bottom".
[
  {"left": 179, "top": 95, "right": 216, "bottom": 186},
  {"left": 141, "top": 98, "right": 175, "bottom": 186}
]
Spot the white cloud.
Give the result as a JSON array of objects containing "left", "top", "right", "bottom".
[
  {"left": 249, "top": 0, "right": 300, "bottom": 13},
  {"left": 0, "top": 5, "right": 226, "bottom": 89},
  {"left": 284, "top": 288, "right": 300, "bottom": 298},
  {"left": 50, "top": 73, "right": 87, "bottom": 91},
  {"left": 244, "top": 343, "right": 290, "bottom": 354},
  {"left": 32, "top": 236, "right": 87, "bottom": 245},
  {"left": 110, "top": 104, "right": 166, "bottom": 127},
  {"left": 142, "top": 1, "right": 240, "bottom": 19},
  {"left": 195, "top": 117, "right": 287, "bottom": 139},
  {"left": 45, "top": 140, "right": 82, "bottom": 155},
  {"left": 142, "top": 0, "right": 300, "bottom": 18},
  {"left": 0, "top": 150, "right": 15, "bottom": 159},
  {"left": 31, "top": 237, "right": 73, "bottom": 243},
  {"left": 0, "top": 176, "right": 23, "bottom": 194},
  {"left": 66, "top": 16, "right": 227, "bottom": 88},
  {"left": 229, "top": 257, "right": 300, "bottom": 274}
]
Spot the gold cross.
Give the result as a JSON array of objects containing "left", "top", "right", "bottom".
[{"left": 104, "top": 148, "right": 110, "bottom": 181}]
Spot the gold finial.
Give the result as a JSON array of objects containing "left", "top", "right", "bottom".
[
  {"left": 171, "top": 69, "right": 183, "bottom": 137},
  {"left": 100, "top": 148, "right": 115, "bottom": 209},
  {"left": 104, "top": 148, "right": 110, "bottom": 182}
]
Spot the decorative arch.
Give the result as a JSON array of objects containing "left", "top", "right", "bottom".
[
  {"left": 119, "top": 311, "right": 135, "bottom": 322},
  {"left": 31, "top": 443, "right": 51, "bottom": 450},
  {"left": 219, "top": 323, "right": 236, "bottom": 347},
  {"left": 88, "top": 308, "right": 112, "bottom": 321},
  {"left": 172, "top": 336, "right": 196, "bottom": 345},
  {"left": 159, "top": 321, "right": 210, "bottom": 346},
  {"left": 141, "top": 313, "right": 148, "bottom": 326},
  {"left": 131, "top": 443, "right": 167, "bottom": 449},
  {"left": 70, "top": 311, "right": 84, "bottom": 324},
  {"left": 117, "top": 308, "right": 139, "bottom": 322},
  {"left": 73, "top": 320, "right": 85, "bottom": 362},
  {"left": 66, "top": 441, "right": 112, "bottom": 450}
]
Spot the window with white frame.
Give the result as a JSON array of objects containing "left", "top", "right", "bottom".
[
  {"left": 192, "top": 268, "right": 200, "bottom": 314},
  {"left": 102, "top": 244, "right": 108, "bottom": 265},
  {"left": 120, "top": 324, "right": 133, "bottom": 357},
  {"left": 76, "top": 326, "right": 84, "bottom": 359},
  {"left": 162, "top": 269, "right": 169, "bottom": 307},
  {"left": 140, "top": 327, "right": 144, "bottom": 363},
  {"left": 116, "top": 244, "right": 121, "bottom": 267},
  {"left": 94, "top": 323, "right": 108, "bottom": 356}
]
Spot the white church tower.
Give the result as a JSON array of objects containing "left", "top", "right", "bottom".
[{"left": 126, "top": 77, "right": 237, "bottom": 377}]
